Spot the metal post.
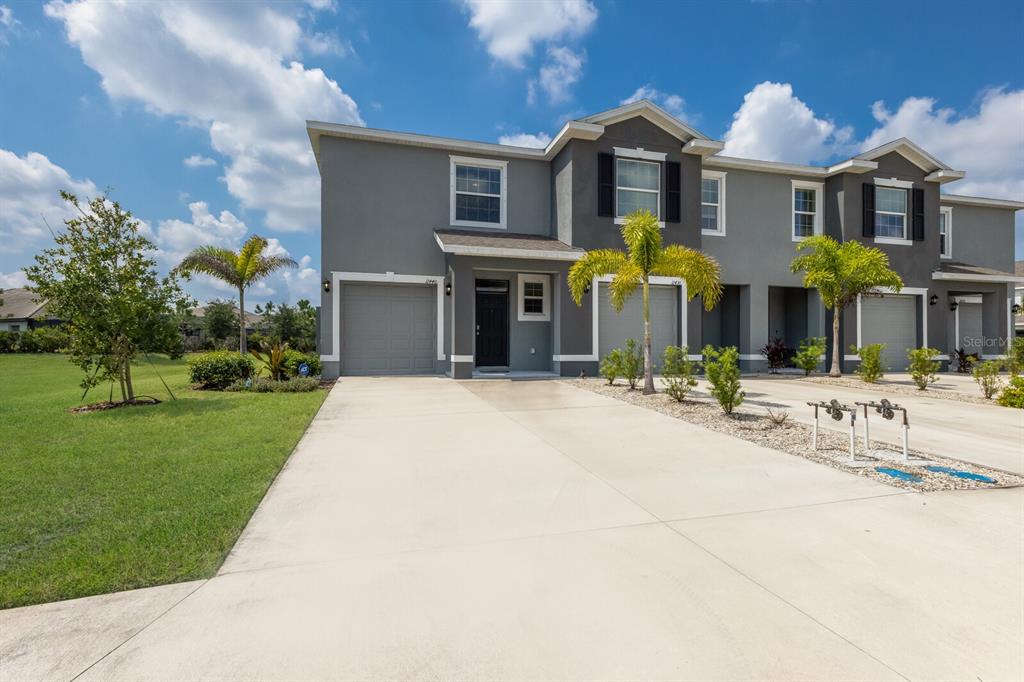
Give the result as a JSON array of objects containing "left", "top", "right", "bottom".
[
  {"left": 812, "top": 405, "right": 819, "bottom": 450},
  {"left": 862, "top": 404, "right": 870, "bottom": 450},
  {"left": 901, "top": 411, "right": 909, "bottom": 462},
  {"left": 849, "top": 411, "right": 857, "bottom": 462}
]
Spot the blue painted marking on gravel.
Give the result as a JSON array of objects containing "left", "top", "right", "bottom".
[
  {"left": 924, "top": 465, "right": 996, "bottom": 484},
  {"left": 874, "top": 467, "right": 923, "bottom": 483}
]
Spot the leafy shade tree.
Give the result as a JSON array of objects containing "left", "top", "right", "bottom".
[
  {"left": 568, "top": 210, "right": 723, "bottom": 395},
  {"left": 790, "top": 235, "right": 903, "bottom": 377},
  {"left": 203, "top": 299, "right": 239, "bottom": 348},
  {"left": 260, "top": 299, "right": 317, "bottom": 351},
  {"left": 25, "top": 192, "right": 192, "bottom": 403},
  {"left": 175, "top": 236, "right": 296, "bottom": 354}
]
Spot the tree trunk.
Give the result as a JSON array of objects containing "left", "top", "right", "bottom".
[
  {"left": 118, "top": 371, "right": 127, "bottom": 404},
  {"left": 239, "top": 287, "right": 247, "bottom": 355},
  {"left": 124, "top": 358, "right": 135, "bottom": 401},
  {"left": 642, "top": 274, "right": 656, "bottom": 395},
  {"left": 830, "top": 305, "right": 842, "bottom": 377}
]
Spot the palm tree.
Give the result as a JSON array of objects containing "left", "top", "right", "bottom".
[
  {"left": 569, "top": 210, "right": 723, "bottom": 395},
  {"left": 790, "top": 235, "right": 903, "bottom": 377},
  {"left": 175, "top": 236, "right": 297, "bottom": 354}
]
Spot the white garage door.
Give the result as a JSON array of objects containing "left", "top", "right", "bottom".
[
  {"left": 598, "top": 283, "right": 678, "bottom": 364},
  {"left": 957, "top": 302, "right": 983, "bottom": 354},
  {"left": 860, "top": 294, "right": 917, "bottom": 371},
  {"left": 340, "top": 283, "right": 436, "bottom": 375}
]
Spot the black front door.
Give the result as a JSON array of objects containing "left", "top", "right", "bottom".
[{"left": 475, "top": 280, "right": 508, "bottom": 367}]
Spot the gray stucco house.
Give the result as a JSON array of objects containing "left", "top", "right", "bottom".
[{"left": 307, "top": 100, "right": 1023, "bottom": 379}]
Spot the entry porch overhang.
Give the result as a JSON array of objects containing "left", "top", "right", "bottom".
[
  {"left": 931, "top": 261, "right": 1024, "bottom": 283},
  {"left": 434, "top": 229, "right": 584, "bottom": 262}
]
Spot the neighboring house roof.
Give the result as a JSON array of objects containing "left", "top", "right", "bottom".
[
  {"left": 0, "top": 288, "right": 48, "bottom": 321},
  {"left": 434, "top": 229, "right": 584, "bottom": 261},
  {"left": 939, "top": 194, "right": 1024, "bottom": 210},
  {"left": 1015, "top": 261, "right": 1024, "bottom": 278},
  {"left": 931, "top": 261, "right": 1024, "bottom": 282},
  {"left": 191, "top": 304, "right": 263, "bottom": 327}
]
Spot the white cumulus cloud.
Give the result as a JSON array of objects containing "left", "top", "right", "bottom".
[
  {"left": 621, "top": 85, "right": 691, "bottom": 121},
  {"left": 498, "top": 132, "right": 552, "bottom": 148},
  {"left": 461, "top": 0, "right": 596, "bottom": 68},
  {"left": 530, "top": 46, "right": 583, "bottom": 105},
  {"left": 0, "top": 270, "right": 29, "bottom": 289},
  {"left": 183, "top": 154, "right": 217, "bottom": 168},
  {"left": 722, "top": 81, "right": 854, "bottom": 164},
  {"left": 0, "top": 149, "right": 98, "bottom": 256},
  {"left": 45, "top": 0, "right": 363, "bottom": 233},
  {"left": 282, "top": 253, "right": 319, "bottom": 302}
]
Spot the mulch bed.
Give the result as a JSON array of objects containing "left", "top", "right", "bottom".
[
  {"left": 570, "top": 378, "right": 1023, "bottom": 492},
  {"left": 70, "top": 397, "right": 161, "bottom": 414}
]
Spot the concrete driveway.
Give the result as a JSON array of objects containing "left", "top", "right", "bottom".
[{"left": 3, "top": 378, "right": 1022, "bottom": 681}]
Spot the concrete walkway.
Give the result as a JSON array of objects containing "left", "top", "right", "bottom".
[
  {"left": 727, "top": 375, "right": 1024, "bottom": 474},
  {"left": 2, "top": 378, "right": 1021, "bottom": 681}
]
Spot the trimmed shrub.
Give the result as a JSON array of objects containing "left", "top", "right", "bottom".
[
  {"left": 996, "top": 375, "right": 1024, "bottom": 408},
  {"left": 621, "top": 338, "right": 643, "bottom": 390},
  {"left": 907, "top": 347, "right": 941, "bottom": 390},
  {"left": 661, "top": 345, "right": 698, "bottom": 402},
  {"left": 599, "top": 348, "right": 624, "bottom": 385},
  {"left": 0, "top": 326, "right": 70, "bottom": 353},
  {"left": 953, "top": 347, "right": 979, "bottom": 374},
  {"left": 852, "top": 343, "right": 885, "bottom": 383},
  {"left": 972, "top": 360, "right": 1004, "bottom": 399},
  {"left": 1007, "top": 337, "right": 1024, "bottom": 377},
  {"left": 187, "top": 351, "right": 255, "bottom": 389},
  {"left": 282, "top": 349, "right": 322, "bottom": 378},
  {"left": 703, "top": 345, "right": 744, "bottom": 415},
  {"left": 226, "top": 376, "right": 320, "bottom": 393},
  {"left": 793, "top": 337, "right": 826, "bottom": 376},
  {"left": 759, "top": 337, "right": 787, "bottom": 373}
]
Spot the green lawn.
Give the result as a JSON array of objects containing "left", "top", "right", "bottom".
[{"left": 0, "top": 353, "right": 327, "bottom": 609}]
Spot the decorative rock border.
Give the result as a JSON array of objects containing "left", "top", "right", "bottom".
[
  {"left": 796, "top": 374, "right": 1000, "bottom": 407},
  {"left": 570, "top": 378, "right": 1023, "bottom": 492}
]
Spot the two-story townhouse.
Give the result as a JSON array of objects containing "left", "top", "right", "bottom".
[{"left": 308, "top": 100, "right": 1023, "bottom": 380}]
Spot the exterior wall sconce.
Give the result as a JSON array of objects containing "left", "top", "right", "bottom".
[
  {"left": 949, "top": 301, "right": 958, "bottom": 312},
  {"left": 929, "top": 294, "right": 939, "bottom": 306},
  {"left": 583, "top": 283, "right": 591, "bottom": 294},
  {"left": 322, "top": 279, "right": 331, "bottom": 293},
  {"left": 445, "top": 282, "right": 452, "bottom": 296}
]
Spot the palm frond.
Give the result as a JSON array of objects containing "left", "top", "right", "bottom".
[
  {"left": 237, "top": 236, "right": 269, "bottom": 280},
  {"left": 652, "top": 244, "right": 723, "bottom": 310},
  {"left": 247, "top": 255, "right": 298, "bottom": 283},
  {"left": 619, "top": 210, "right": 661, "bottom": 272},
  {"left": 608, "top": 261, "right": 643, "bottom": 311},
  {"left": 175, "top": 247, "right": 241, "bottom": 286},
  {"left": 567, "top": 249, "right": 628, "bottom": 304}
]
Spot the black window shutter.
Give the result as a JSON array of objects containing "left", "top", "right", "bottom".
[
  {"left": 597, "top": 153, "right": 614, "bottom": 217},
  {"left": 862, "top": 183, "right": 875, "bottom": 238},
  {"left": 911, "top": 187, "right": 925, "bottom": 241},
  {"left": 665, "top": 161, "right": 681, "bottom": 223}
]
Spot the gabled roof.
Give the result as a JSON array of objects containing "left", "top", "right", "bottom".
[
  {"left": 855, "top": 137, "right": 951, "bottom": 173},
  {"left": 580, "top": 99, "right": 710, "bottom": 143},
  {"left": 0, "top": 288, "right": 48, "bottom": 321}
]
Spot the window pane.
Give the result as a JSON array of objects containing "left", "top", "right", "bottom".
[
  {"left": 875, "top": 212, "right": 905, "bottom": 238},
  {"left": 616, "top": 188, "right": 659, "bottom": 217},
  {"left": 794, "top": 188, "right": 815, "bottom": 213},
  {"left": 701, "top": 178, "right": 719, "bottom": 204},
  {"left": 938, "top": 213, "right": 946, "bottom": 234},
  {"left": 701, "top": 204, "right": 718, "bottom": 231},
  {"left": 616, "top": 159, "right": 659, "bottom": 191},
  {"left": 523, "top": 282, "right": 543, "bottom": 298},
  {"left": 455, "top": 193, "right": 501, "bottom": 223},
  {"left": 523, "top": 297, "right": 543, "bottom": 314},
  {"left": 939, "top": 233, "right": 946, "bottom": 254},
  {"left": 876, "top": 187, "right": 906, "bottom": 213},
  {"left": 794, "top": 212, "right": 815, "bottom": 237},
  {"left": 455, "top": 165, "right": 501, "bottom": 195}
]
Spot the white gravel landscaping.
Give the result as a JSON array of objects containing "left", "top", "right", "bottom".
[
  {"left": 796, "top": 374, "right": 1002, "bottom": 406},
  {"left": 571, "top": 378, "right": 1024, "bottom": 492}
]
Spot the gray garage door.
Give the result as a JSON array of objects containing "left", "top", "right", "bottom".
[
  {"left": 860, "top": 294, "right": 917, "bottom": 371},
  {"left": 957, "top": 302, "right": 983, "bottom": 354},
  {"left": 598, "top": 283, "right": 678, "bottom": 364},
  {"left": 340, "top": 283, "right": 436, "bottom": 375}
]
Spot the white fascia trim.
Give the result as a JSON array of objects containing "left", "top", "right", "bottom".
[
  {"left": 701, "top": 170, "right": 726, "bottom": 236},
  {"left": 517, "top": 273, "right": 551, "bottom": 322},
  {"left": 874, "top": 237, "right": 913, "bottom": 246},
  {"left": 939, "top": 205, "right": 953, "bottom": 259},
  {"left": 682, "top": 139, "right": 725, "bottom": 157},
  {"left": 319, "top": 271, "right": 447, "bottom": 363},
  {"left": 613, "top": 146, "right": 667, "bottom": 161},
  {"left": 449, "top": 155, "right": 507, "bottom": 230},
  {"left": 856, "top": 138, "right": 950, "bottom": 173},
  {"left": 925, "top": 169, "right": 966, "bottom": 184},
  {"left": 932, "top": 272, "right": 1024, "bottom": 283},
  {"left": 939, "top": 194, "right": 1024, "bottom": 210},
  {"left": 792, "top": 179, "right": 824, "bottom": 241},
  {"left": 581, "top": 99, "right": 710, "bottom": 142},
  {"left": 436, "top": 242, "right": 584, "bottom": 262},
  {"left": 874, "top": 176, "right": 915, "bottom": 189},
  {"left": 704, "top": 156, "right": 826, "bottom": 177},
  {"left": 826, "top": 159, "right": 877, "bottom": 175}
]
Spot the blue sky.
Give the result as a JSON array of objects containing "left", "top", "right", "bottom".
[{"left": 1, "top": 0, "right": 1022, "bottom": 305}]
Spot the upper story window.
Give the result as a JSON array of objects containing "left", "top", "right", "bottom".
[
  {"left": 517, "top": 273, "right": 550, "bottom": 322},
  {"left": 450, "top": 156, "right": 507, "bottom": 229},
  {"left": 615, "top": 158, "right": 660, "bottom": 220},
  {"left": 939, "top": 206, "right": 952, "bottom": 258},
  {"left": 792, "top": 180, "right": 823, "bottom": 241},
  {"left": 701, "top": 170, "right": 726, "bottom": 235},
  {"left": 874, "top": 187, "right": 907, "bottom": 239}
]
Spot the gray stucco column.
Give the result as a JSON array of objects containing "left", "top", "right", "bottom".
[
  {"left": 450, "top": 260, "right": 475, "bottom": 379},
  {"left": 555, "top": 270, "right": 597, "bottom": 377},
  {"left": 982, "top": 285, "right": 1009, "bottom": 357}
]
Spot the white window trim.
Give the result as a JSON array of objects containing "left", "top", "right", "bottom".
[
  {"left": 701, "top": 170, "right": 726, "bottom": 236},
  {"left": 791, "top": 179, "right": 824, "bottom": 242},
  {"left": 874, "top": 186, "right": 908, "bottom": 242},
  {"left": 939, "top": 205, "right": 953, "bottom": 259},
  {"left": 613, "top": 155, "right": 664, "bottom": 227},
  {"left": 517, "top": 273, "right": 550, "bottom": 322},
  {"left": 449, "top": 155, "right": 508, "bottom": 230},
  {"left": 874, "top": 176, "right": 914, "bottom": 189}
]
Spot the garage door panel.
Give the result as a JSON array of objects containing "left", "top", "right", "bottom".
[
  {"left": 598, "top": 284, "right": 678, "bottom": 361},
  {"left": 957, "top": 302, "right": 982, "bottom": 352},
  {"left": 341, "top": 283, "right": 437, "bottom": 375},
  {"left": 860, "top": 294, "right": 916, "bottom": 371}
]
